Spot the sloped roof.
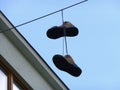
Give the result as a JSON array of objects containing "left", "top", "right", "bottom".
[{"left": 0, "top": 11, "right": 69, "bottom": 90}]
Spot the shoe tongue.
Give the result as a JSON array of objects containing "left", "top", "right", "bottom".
[
  {"left": 64, "top": 55, "right": 75, "bottom": 64},
  {"left": 63, "top": 22, "right": 74, "bottom": 27}
]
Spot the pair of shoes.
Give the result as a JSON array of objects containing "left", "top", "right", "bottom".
[
  {"left": 47, "top": 21, "right": 79, "bottom": 39},
  {"left": 47, "top": 21, "right": 82, "bottom": 77},
  {"left": 53, "top": 54, "right": 82, "bottom": 77}
]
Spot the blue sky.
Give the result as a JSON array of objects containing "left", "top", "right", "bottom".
[{"left": 1, "top": 0, "right": 120, "bottom": 90}]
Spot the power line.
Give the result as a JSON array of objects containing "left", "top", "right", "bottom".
[{"left": 0, "top": 0, "right": 88, "bottom": 33}]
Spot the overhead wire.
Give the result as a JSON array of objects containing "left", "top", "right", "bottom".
[{"left": 0, "top": 0, "right": 88, "bottom": 33}]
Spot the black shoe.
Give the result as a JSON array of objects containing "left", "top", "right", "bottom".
[
  {"left": 53, "top": 54, "right": 82, "bottom": 77},
  {"left": 47, "top": 21, "right": 79, "bottom": 39}
]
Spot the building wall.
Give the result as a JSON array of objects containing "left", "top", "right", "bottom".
[{"left": 0, "top": 33, "right": 53, "bottom": 90}]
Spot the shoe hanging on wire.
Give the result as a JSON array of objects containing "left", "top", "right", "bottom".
[
  {"left": 46, "top": 22, "right": 82, "bottom": 77},
  {"left": 46, "top": 21, "right": 82, "bottom": 77},
  {"left": 53, "top": 54, "right": 82, "bottom": 77},
  {"left": 46, "top": 9, "right": 82, "bottom": 77},
  {"left": 46, "top": 21, "right": 79, "bottom": 39}
]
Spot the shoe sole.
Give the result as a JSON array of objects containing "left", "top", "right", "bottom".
[
  {"left": 47, "top": 26, "right": 79, "bottom": 39},
  {"left": 53, "top": 54, "right": 82, "bottom": 77}
]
